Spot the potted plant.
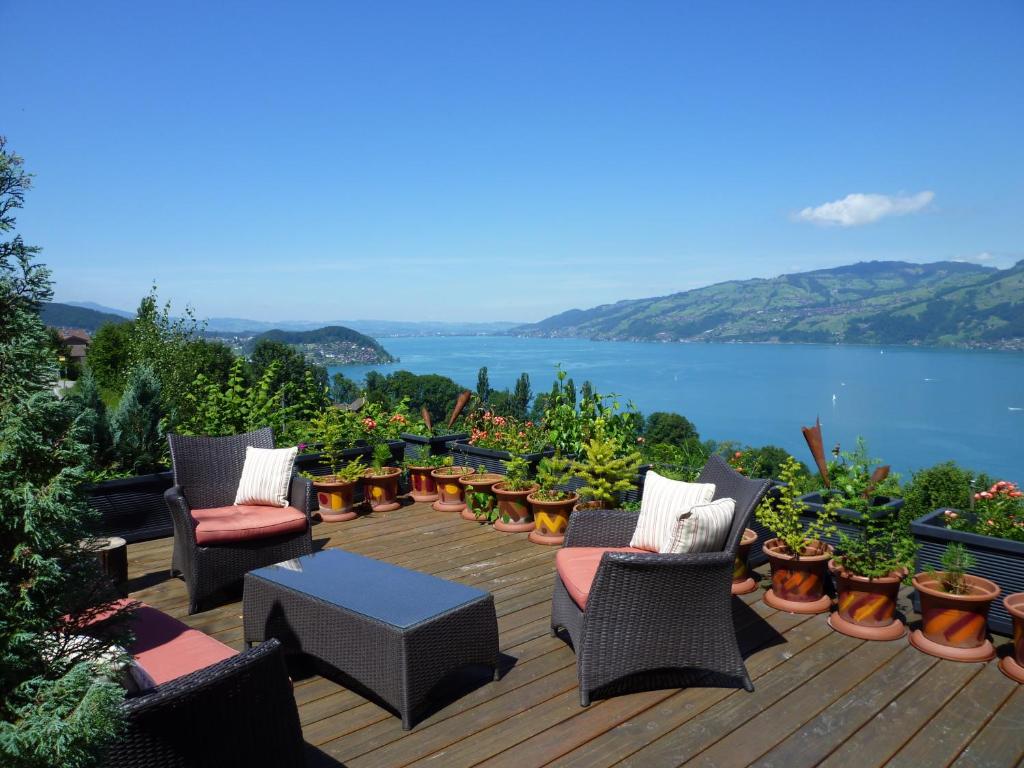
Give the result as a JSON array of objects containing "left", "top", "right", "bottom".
[
  {"left": 430, "top": 458, "right": 472, "bottom": 513},
  {"left": 571, "top": 424, "right": 642, "bottom": 513},
  {"left": 362, "top": 443, "right": 402, "bottom": 513},
  {"left": 910, "top": 474, "right": 1024, "bottom": 636},
  {"left": 449, "top": 408, "right": 553, "bottom": 475},
  {"left": 303, "top": 408, "right": 370, "bottom": 521},
  {"left": 527, "top": 455, "right": 578, "bottom": 546},
  {"left": 910, "top": 543, "right": 999, "bottom": 662},
  {"left": 755, "top": 455, "right": 836, "bottom": 614},
  {"left": 306, "top": 457, "right": 368, "bottom": 522},
  {"left": 1000, "top": 592, "right": 1024, "bottom": 683},
  {"left": 459, "top": 465, "right": 505, "bottom": 522},
  {"left": 405, "top": 453, "right": 442, "bottom": 503},
  {"left": 492, "top": 455, "right": 539, "bottom": 533},
  {"left": 733, "top": 528, "right": 759, "bottom": 595}
]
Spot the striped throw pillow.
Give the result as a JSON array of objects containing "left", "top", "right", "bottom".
[
  {"left": 664, "top": 497, "right": 736, "bottom": 554},
  {"left": 234, "top": 446, "right": 298, "bottom": 507},
  {"left": 629, "top": 471, "right": 716, "bottom": 552}
]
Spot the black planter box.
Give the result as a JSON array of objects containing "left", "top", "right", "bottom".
[
  {"left": 400, "top": 432, "right": 468, "bottom": 463},
  {"left": 911, "top": 508, "right": 1023, "bottom": 637},
  {"left": 798, "top": 491, "right": 903, "bottom": 551},
  {"left": 447, "top": 442, "right": 555, "bottom": 475},
  {"left": 84, "top": 471, "right": 175, "bottom": 544}
]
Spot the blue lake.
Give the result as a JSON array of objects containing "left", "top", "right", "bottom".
[{"left": 331, "top": 337, "right": 1024, "bottom": 481}]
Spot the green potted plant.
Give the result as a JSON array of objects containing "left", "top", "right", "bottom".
[
  {"left": 910, "top": 543, "right": 999, "bottom": 662},
  {"left": 459, "top": 464, "right": 505, "bottom": 522},
  {"left": 430, "top": 456, "right": 472, "bottom": 513},
  {"left": 755, "top": 456, "right": 836, "bottom": 614},
  {"left": 363, "top": 443, "right": 402, "bottom": 513},
  {"left": 527, "top": 455, "right": 578, "bottom": 546},
  {"left": 492, "top": 455, "right": 539, "bottom": 533},
  {"left": 405, "top": 453, "right": 443, "bottom": 503},
  {"left": 571, "top": 424, "right": 642, "bottom": 512},
  {"left": 306, "top": 408, "right": 369, "bottom": 522}
]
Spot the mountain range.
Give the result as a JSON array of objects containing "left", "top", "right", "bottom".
[{"left": 511, "top": 260, "right": 1024, "bottom": 349}]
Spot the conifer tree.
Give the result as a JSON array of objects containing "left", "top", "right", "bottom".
[
  {"left": 0, "top": 137, "right": 129, "bottom": 767},
  {"left": 110, "top": 365, "right": 165, "bottom": 474}
]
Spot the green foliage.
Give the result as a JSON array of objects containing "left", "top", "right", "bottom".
[
  {"left": 500, "top": 455, "right": 533, "bottom": 492},
  {"left": 900, "top": 461, "right": 990, "bottom": 530},
  {"left": 69, "top": 369, "right": 115, "bottom": 475},
  {"left": 369, "top": 442, "right": 393, "bottom": 472},
  {"left": 825, "top": 438, "right": 901, "bottom": 514},
  {"left": 573, "top": 422, "right": 642, "bottom": 507},
  {"left": 330, "top": 372, "right": 360, "bottom": 405},
  {"left": 109, "top": 365, "right": 166, "bottom": 475},
  {"left": 0, "top": 137, "right": 130, "bottom": 767},
  {"left": 533, "top": 455, "right": 574, "bottom": 502},
  {"left": 928, "top": 543, "right": 977, "bottom": 595},
  {"left": 82, "top": 321, "right": 132, "bottom": 395},
  {"left": 305, "top": 407, "right": 363, "bottom": 476},
  {"left": 364, "top": 370, "right": 464, "bottom": 425},
  {"left": 476, "top": 366, "right": 491, "bottom": 402},
  {"left": 250, "top": 339, "right": 328, "bottom": 400},
  {"left": 943, "top": 479, "right": 1024, "bottom": 543},
  {"left": 755, "top": 456, "right": 835, "bottom": 556},
  {"left": 253, "top": 325, "right": 393, "bottom": 360},
  {"left": 643, "top": 439, "right": 708, "bottom": 481},
  {"left": 644, "top": 411, "right": 699, "bottom": 447},
  {"left": 541, "top": 366, "right": 642, "bottom": 457}
]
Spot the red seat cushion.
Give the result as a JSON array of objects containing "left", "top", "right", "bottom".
[
  {"left": 191, "top": 504, "right": 308, "bottom": 545},
  {"left": 126, "top": 604, "right": 238, "bottom": 685},
  {"left": 555, "top": 547, "right": 649, "bottom": 610}
]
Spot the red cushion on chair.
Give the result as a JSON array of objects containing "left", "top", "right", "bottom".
[
  {"left": 191, "top": 504, "right": 308, "bottom": 545},
  {"left": 127, "top": 604, "right": 238, "bottom": 686},
  {"left": 555, "top": 547, "right": 649, "bottom": 610}
]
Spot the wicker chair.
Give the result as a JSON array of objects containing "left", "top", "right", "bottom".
[
  {"left": 106, "top": 639, "right": 305, "bottom": 767},
  {"left": 166, "top": 429, "right": 313, "bottom": 614},
  {"left": 550, "top": 454, "right": 770, "bottom": 706}
]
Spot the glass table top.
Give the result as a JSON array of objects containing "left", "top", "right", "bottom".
[{"left": 249, "top": 548, "right": 489, "bottom": 629}]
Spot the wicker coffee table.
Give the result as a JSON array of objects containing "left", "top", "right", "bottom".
[{"left": 242, "top": 549, "right": 499, "bottom": 729}]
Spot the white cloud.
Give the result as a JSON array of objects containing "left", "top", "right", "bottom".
[{"left": 795, "top": 191, "right": 934, "bottom": 227}]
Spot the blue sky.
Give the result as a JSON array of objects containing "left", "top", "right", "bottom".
[{"left": 3, "top": 1, "right": 1022, "bottom": 323}]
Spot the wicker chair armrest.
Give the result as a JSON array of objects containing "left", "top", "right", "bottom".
[
  {"left": 163, "top": 485, "right": 197, "bottom": 538},
  {"left": 112, "top": 640, "right": 303, "bottom": 766},
  {"left": 564, "top": 509, "right": 640, "bottom": 548},
  {"left": 289, "top": 473, "right": 313, "bottom": 520}
]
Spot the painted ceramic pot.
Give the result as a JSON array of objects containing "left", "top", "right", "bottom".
[
  {"left": 430, "top": 467, "right": 471, "bottom": 512},
  {"left": 910, "top": 572, "right": 998, "bottom": 662},
  {"left": 492, "top": 482, "right": 539, "bottom": 533},
  {"left": 732, "top": 528, "right": 758, "bottom": 595},
  {"left": 362, "top": 468, "right": 402, "bottom": 513},
  {"left": 458, "top": 472, "right": 505, "bottom": 522},
  {"left": 527, "top": 492, "right": 580, "bottom": 546},
  {"left": 762, "top": 538, "right": 833, "bottom": 614},
  {"left": 313, "top": 478, "right": 359, "bottom": 522},
  {"left": 407, "top": 466, "right": 439, "bottom": 503},
  {"left": 999, "top": 593, "right": 1024, "bottom": 683},
  {"left": 828, "top": 562, "right": 907, "bottom": 640}
]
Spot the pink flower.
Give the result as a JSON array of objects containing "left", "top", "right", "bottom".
[
  {"left": 987, "top": 519, "right": 996, "bottom": 526},
  {"left": 944, "top": 510, "right": 958, "bottom": 519}
]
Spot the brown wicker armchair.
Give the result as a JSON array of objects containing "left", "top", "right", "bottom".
[
  {"left": 550, "top": 454, "right": 770, "bottom": 706},
  {"left": 165, "top": 428, "right": 313, "bottom": 614}
]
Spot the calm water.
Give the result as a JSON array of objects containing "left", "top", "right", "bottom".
[{"left": 331, "top": 337, "right": 1024, "bottom": 480}]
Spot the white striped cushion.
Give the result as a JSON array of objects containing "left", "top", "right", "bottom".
[
  {"left": 629, "top": 471, "right": 716, "bottom": 552},
  {"left": 234, "top": 446, "right": 298, "bottom": 507},
  {"left": 664, "top": 497, "right": 736, "bottom": 554}
]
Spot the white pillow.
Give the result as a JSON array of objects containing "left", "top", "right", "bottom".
[
  {"left": 630, "top": 471, "right": 716, "bottom": 552},
  {"left": 234, "top": 446, "right": 298, "bottom": 507},
  {"left": 664, "top": 497, "right": 736, "bottom": 554}
]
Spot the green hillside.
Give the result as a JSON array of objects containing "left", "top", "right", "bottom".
[
  {"left": 513, "top": 261, "right": 1024, "bottom": 350},
  {"left": 250, "top": 326, "right": 395, "bottom": 365},
  {"left": 41, "top": 302, "right": 129, "bottom": 332}
]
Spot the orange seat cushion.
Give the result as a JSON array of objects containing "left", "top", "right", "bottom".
[
  {"left": 555, "top": 547, "right": 649, "bottom": 610},
  {"left": 191, "top": 504, "right": 308, "bottom": 545},
  {"left": 127, "top": 604, "right": 238, "bottom": 686}
]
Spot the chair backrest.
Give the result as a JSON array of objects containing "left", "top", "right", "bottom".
[
  {"left": 167, "top": 428, "right": 275, "bottom": 509},
  {"left": 697, "top": 454, "right": 770, "bottom": 555}
]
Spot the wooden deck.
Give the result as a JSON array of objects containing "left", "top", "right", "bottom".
[{"left": 126, "top": 502, "right": 1024, "bottom": 768}]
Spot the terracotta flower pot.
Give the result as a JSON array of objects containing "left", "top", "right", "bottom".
[
  {"left": 828, "top": 561, "right": 907, "bottom": 640},
  {"left": 313, "top": 478, "right": 359, "bottom": 522},
  {"left": 430, "top": 467, "right": 471, "bottom": 512},
  {"left": 458, "top": 473, "right": 505, "bottom": 522},
  {"left": 527, "top": 492, "right": 579, "bottom": 546},
  {"left": 492, "top": 482, "right": 539, "bottom": 533},
  {"left": 362, "top": 468, "right": 402, "bottom": 513},
  {"left": 762, "top": 538, "right": 833, "bottom": 614},
  {"left": 732, "top": 528, "right": 759, "bottom": 596},
  {"left": 1000, "top": 593, "right": 1024, "bottom": 683},
  {"left": 910, "top": 572, "right": 999, "bottom": 662},
  {"left": 407, "top": 466, "right": 439, "bottom": 503}
]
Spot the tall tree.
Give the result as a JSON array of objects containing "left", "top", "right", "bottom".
[
  {"left": 476, "top": 366, "right": 491, "bottom": 403},
  {"left": 511, "top": 372, "right": 532, "bottom": 420},
  {"left": 0, "top": 137, "right": 129, "bottom": 767}
]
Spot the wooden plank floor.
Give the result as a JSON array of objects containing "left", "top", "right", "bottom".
[{"left": 125, "top": 502, "right": 1024, "bottom": 768}]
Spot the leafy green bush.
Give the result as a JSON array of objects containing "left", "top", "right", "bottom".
[
  {"left": 644, "top": 411, "right": 699, "bottom": 447},
  {"left": 573, "top": 422, "right": 642, "bottom": 507},
  {"left": 755, "top": 456, "right": 835, "bottom": 556},
  {"left": 109, "top": 365, "right": 166, "bottom": 475},
  {"left": 901, "top": 461, "right": 989, "bottom": 529}
]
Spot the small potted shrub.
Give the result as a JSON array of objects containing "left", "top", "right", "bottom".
[
  {"left": 827, "top": 493, "right": 917, "bottom": 640},
  {"left": 1000, "top": 592, "right": 1024, "bottom": 683},
  {"left": 459, "top": 465, "right": 505, "bottom": 522},
  {"left": 405, "top": 453, "right": 443, "bottom": 503},
  {"left": 910, "top": 543, "right": 999, "bottom": 662},
  {"left": 755, "top": 456, "right": 836, "bottom": 614},
  {"left": 362, "top": 443, "right": 402, "bottom": 513},
  {"left": 306, "top": 458, "right": 368, "bottom": 522},
  {"left": 571, "top": 425, "right": 642, "bottom": 512},
  {"left": 492, "top": 455, "right": 539, "bottom": 533},
  {"left": 527, "top": 455, "right": 578, "bottom": 546},
  {"left": 430, "top": 457, "right": 472, "bottom": 513}
]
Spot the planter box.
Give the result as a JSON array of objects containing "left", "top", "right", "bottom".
[
  {"left": 799, "top": 491, "right": 903, "bottom": 551},
  {"left": 911, "top": 508, "right": 1024, "bottom": 637},
  {"left": 84, "top": 471, "right": 175, "bottom": 543},
  {"left": 400, "top": 432, "right": 469, "bottom": 463},
  {"left": 447, "top": 442, "right": 555, "bottom": 476}
]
